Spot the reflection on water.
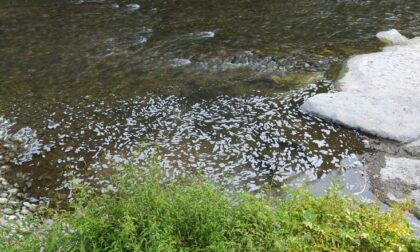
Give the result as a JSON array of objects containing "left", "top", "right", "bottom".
[{"left": 1, "top": 0, "right": 420, "bottom": 197}]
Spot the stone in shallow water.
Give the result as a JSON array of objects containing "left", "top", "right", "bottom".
[
  {"left": 300, "top": 29, "right": 420, "bottom": 143},
  {"left": 126, "top": 4, "right": 140, "bottom": 11},
  {"left": 188, "top": 31, "right": 215, "bottom": 39},
  {"left": 169, "top": 58, "right": 192, "bottom": 67}
]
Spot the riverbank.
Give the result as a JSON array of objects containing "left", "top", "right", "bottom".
[
  {"left": 300, "top": 30, "right": 420, "bottom": 218},
  {"left": 1, "top": 163, "right": 418, "bottom": 251}
]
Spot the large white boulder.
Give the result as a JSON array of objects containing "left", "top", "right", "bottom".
[
  {"left": 339, "top": 41, "right": 420, "bottom": 97},
  {"left": 300, "top": 29, "right": 420, "bottom": 143},
  {"left": 300, "top": 93, "right": 420, "bottom": 143}
]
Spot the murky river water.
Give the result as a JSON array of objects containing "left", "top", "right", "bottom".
[{"left": 1, "top": 0, "right": 420, "bottom": 200}]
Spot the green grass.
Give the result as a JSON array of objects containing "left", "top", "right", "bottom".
[{"left": 1, "top": 163, "right": 419, "bottom": 251}]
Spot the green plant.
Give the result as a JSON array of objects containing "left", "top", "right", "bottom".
[{"left": 1, "top": 162, "right": 417, "bottom": 251}]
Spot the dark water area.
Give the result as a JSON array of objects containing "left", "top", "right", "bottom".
[{"left": 1, "top": 0, "right": 420, "bottom": 200}]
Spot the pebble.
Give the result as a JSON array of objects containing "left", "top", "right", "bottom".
[
  {"left": 362, "top": 139, "right": 370, "bottom": 148},
  {"left": 21, "top": 208, "right": 29, "bottom": 215},
  {"left": 126, "top": 4, "right": 140, "bottom": 11},
  {"left": 0, "top": 197, "right": 7, "bottom": 204},
  {"left": 8, "top": 188, "right": 18, "bottom": 196},
  {"left": 25, "top": 181, "right": 32, "bottom": 188},
  {"left": 0, "top": 165, "right": 10, "bottom": 170},
  {"left": 9, "top": 201, "right": 20, "bottom": 207},
  {"left": 45, "top": 219, "right": 54, "bottom": 226},
  {"left": 28, "top": 197, "right": 38, "bottom": 203},
  {"left": 64, "top": 146, "right": 74, "bottom": 153},
  {"left": 3, "top": 208, "right": 14, "bottom": 215}
]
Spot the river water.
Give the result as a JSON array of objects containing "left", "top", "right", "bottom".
[{"left": 1, "top": 0, "right": 420, "bottom": 200}]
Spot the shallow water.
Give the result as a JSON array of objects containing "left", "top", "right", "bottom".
[{"left": 1, "top": 0, "right": 420, "bottom": 199}]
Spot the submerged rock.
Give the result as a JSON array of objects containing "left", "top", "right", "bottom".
[
  {"left": 188, "top": 31, "right": 215, "bottom": 39},
  {"left": 126, "top": 4, "right": 140, "bottom": 11},
  {"left": 271, "top": 72, "right": 323, "bottom": 88},
  {"left": 300, "top": 29, "right": 420, "bottom": 143},
  {"left": 0, "top": 117, "right": 43, "bottom": 166}
]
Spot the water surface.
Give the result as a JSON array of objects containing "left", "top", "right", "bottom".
[{"left": 1, "top": 0, "right": 420, "bottom": 199}]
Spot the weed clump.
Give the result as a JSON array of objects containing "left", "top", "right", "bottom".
[{"left": 1, "top": 164, "right": 418, "bottom": 251}]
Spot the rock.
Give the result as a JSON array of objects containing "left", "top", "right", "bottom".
[
  {"left": 0, "top": 218, "right": 6, "bottom": 227},
  {"left": 300, "top": 93, "right": 420, "bottom": 143},
  {"left": 339, "top": 39, "right": 420, "bottom": 98},
  {"left": 169, "top": 58, "right": 192, "bottom": 67},
  {"left": 45, "top": 219, "right": 54, "bottom": 226},
  {"left": 381, "top": 157, "right": 420, "bottom": 187},
  {"left": 411, "top": 190, "right": 420, "bottom": 218},
  {"left": 300, "top": 29, "right": 420, "bottom": 143},
  {"left": 64, "top": 146, "right": 74, "bottom": 153},
  {"left": 377, "top": 29, "right": 409, "bottom": 45},
  {"left": 188, "top": 31, "right": 215, "bottom": 39},
  {"left": 8, "top": 201, "right": 19, "bottom": 207},
  {"left": 403, "top": 139, "right": 420, "bottom": 156},
  {"left": 3, "top": 208, "right": 14, "bottom": 215},
  {"left": 28, "top": 197, "right": 38, "bottom": 203},
  {"left": 7, "top": 188, "right": 18, "bottom": 196},
  {"left": 20, "top": 208, "right": 29, "bottom": 215},
  {"left": 126, "top": 4, "right": 140, "bottom": 11},
  {"left": 362, "top": 139, "right": 370, "bottom": 148},
  {"left": 0, "top": 198, "right": 7, "bottom": 204},
  {"left": 271, "top": 72, "right": 323, "bottom": 88},
  {"left": 376, "top": 157, "right": 420, "bottom": 215}
]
